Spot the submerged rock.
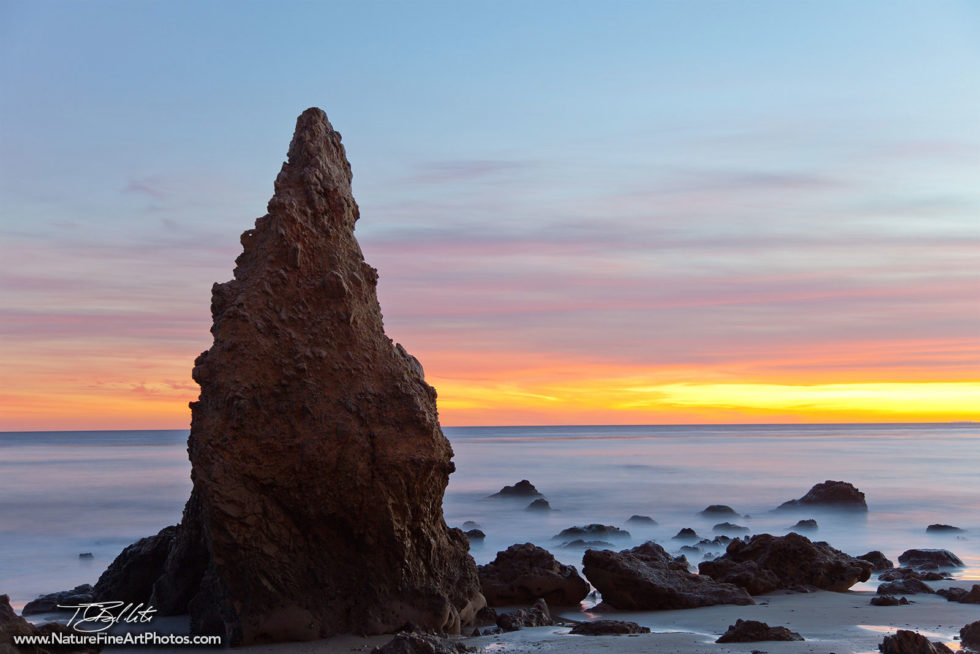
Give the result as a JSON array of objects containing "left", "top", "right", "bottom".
[
  {"left": 525, "top": 499, "right": 551, "bottom": 512},
  {"left": 715, "top": 619, "right": 803, "bottom": 643},
  {"left": 777, "top": 480, "right": 867, "bottom": 511},
  {"left": 878, "top": 630, "right": 954, "bottom": 654},
  {"left": 553, "top": 524, "right": 630, "bottom": 541},
  {"left": 792, "top": 519, "right": 818, "bottom": 531},
  {"left": 926, "top": 524, "right": 963, "bottom": 533},
  {"left": 477, "top": 543, "right": 589, "bottom": 606},
  {"left": 465, "top": 529, "right": 486, "bottom": 543},
  {"left": 570, "top": 619, "right": 650, "bottom": 635},
  {"left": 713, "top": 522, "right": 749, "bottom": 534},
  {"left": 626, "top": 514, "right": 657, "bottom": 525},
  {"left": 672, "top": 528, "right": 699, "bottom": 540},
  {"left": 897, "top": 549, "right": 964, "bottom": 569},
  {"left": 128, "top": 108, "right": 483, "bottom": 644},
  {"left": 489, "top": 480, "right": 542, "bottom": 499},
  {"left": 699, "top": 505, "right": 739, "bottom": 517},
  {"left": 582, "top": 541, "right": 753, "bottom": 610},
  {"left": 699, "top": 532, "right": 872, "bottom": 594}
]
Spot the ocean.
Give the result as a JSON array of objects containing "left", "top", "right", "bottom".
[{"left": 1, "top": 424, "right": 977, "bottom": 611}]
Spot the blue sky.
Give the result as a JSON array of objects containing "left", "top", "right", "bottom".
[{"left": 1, "top": 1, "right": 978, "bottom": 427}]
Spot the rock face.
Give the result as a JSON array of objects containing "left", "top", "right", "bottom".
[
  {"left": 145, "top": 108, "right": 484, "bottom": 644},
  {"left": 94, "top": 526, "right": 176, "bottom": 603},
  {"left": 777, "top": 480, "right": 867, "bottom": 511},
  {"left": 477, "top": 543, "right": 589, "bottom": 606},
  {"left": 582, "top": 542, "right": 754, "bottom": 610},
  {"left": 698, "top": 533, "right": 872, "bottom": 594},
  {"left": 715, "top": 619, "right": 803, "bottom": 643}
]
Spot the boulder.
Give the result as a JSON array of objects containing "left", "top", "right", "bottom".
[
  {"left": 962, "top": 620, "right": 980, "bottom": 649},
  {"left": 371, "top": 633, "right": 474, "bottom": 654},
  {"left": 561, "top": 539, "right": 614, "bottom": 550},
  {"left": 22, "top": 584, "right": 94, "bottom": 615},
  {"left": 464, "top": 529, "right": 485, "bottom": 542},
  {"left": 93, "top": 526, "right": 176, "bottom": 603},
  {"left": 938, "top": 585, "right": 980, "bottom": 604},
  {"left": 715, "top": 619, "right": 803, "bottom": 643},
  {"left": 488, "top": 480, "right": 542, "bottom": 499},
  {"left": 626, "top": 515, "right": 657, "bottom": 525},
  {"left": 926, "top": 524, "right": 963, "bottom": 533},
  {"left": 879, "top": 568, "right": 948, "bottom": 582},
  {"left": 525, "top": 499, "right": 551, "bottom": 512},
  {"left": 858, "top": 551, "right": 894, "bottom": 571},
  {"left": 877, "top": 579, "right": 934, "bottom": 595},
  {"left": 581, "top": 541, "right": 753, "bottom": 610},
  {"left": 495, "top": 599, "right": 553, "bottom": 632},
  {"left": 878, "top": 630, "right": 954, "bottom": 654},
  {"left": 699, "top": 505, "right": 739, "bottom": 517},
  {"left": 1, "top": 594, "right": 100, "bottom": 654},
  {"left": 871, "top": 595, "right": 910, "bottom": 606},
  {"left": 672, "top": 528, "right": 699, "bottom": 540},
  {"left": 553, "top": 524, "right": 630, "bottom": 541},
  {"left": 777, "top": 480, "right": 867, "bottom": 511},
  {"left": 138, "top": 108, "right": 484, "bottom": 644},
  {"left": 477, "top": 543, "right": 589, "bottom": 606},
  {"left": 570, "top": 620, "right": 650, "bottom": 635},
  {"left": 897, "top": 549, "right": 964, "bottom": 569},
  {"left": 792, "top": 519, "right": 818, "bottom": 531},
  {"left": 699, "top": 533, "right": 872, "bottom": 594}
]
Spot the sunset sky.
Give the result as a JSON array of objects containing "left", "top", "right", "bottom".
[{"left": 1, "top": 1, "right": 978, "bottom": 430}]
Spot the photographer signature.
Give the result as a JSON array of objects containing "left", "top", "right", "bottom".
[{"left": 57, "top": 602, "right": 157, "bottom": 633}]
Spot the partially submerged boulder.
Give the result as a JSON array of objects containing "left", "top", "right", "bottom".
[
  {"left": 495, "top": 599, "right": 553, "bottom": 632},
  {"left": 897, "top": 549, "right": 964, "bottom": 569},
  {"left": 926, "top": 524, "right": 962, "bottom": 533},
  {"left": 699, "top": 505, "right": 739, "bottom": 518},
  {"left": 777, "top": 480, "right": 867, "bottom": 511},
  {"left": 715, "top": 619, "right": 803, "bottom": 643},
  {"left": 626, "top": 515, "right": 657, "bottom": 525},
  {"left": 698, "top": 533, "right": 872, "bottom": 594},
  {"left": 582, "top": 542, "right": 753, "bottom": 610},
  {"left": 525, "top": 499, "right": 551, "bottom": 512},
  {"left": 477, "top": 543, "right": 589, "bottom": 606},
  {"left": 22, "top": 584, "right": 94, "bottom": 615},
  {"left": 1, "top": 594, "right": 100, "bottom": 654},
  {"left": 877, "top": 579, "right": 934, "bottom": 595},
  {"left": 857, "top": 551, "right": 895, "bottom": 571},
  {"left": 553, "top": 524, "right": 630, "bottom": 542},
  {"left": 488, "top": 480, "right": 542, "bottom": 499}
]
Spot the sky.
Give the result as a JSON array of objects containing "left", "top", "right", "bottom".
[{"left": 1, "top": 0, "right": 978, "bottom": 430}]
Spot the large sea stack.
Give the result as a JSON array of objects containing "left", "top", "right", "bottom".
[{"left": 151, "top": 108, "right": 485, "bottom": 644}]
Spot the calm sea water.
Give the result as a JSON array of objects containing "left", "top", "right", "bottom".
[{"left": 1, "top": 424, "right": 977, "bottom": 610}]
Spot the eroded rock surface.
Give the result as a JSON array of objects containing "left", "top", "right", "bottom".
[
  {"left": 137, "top": 108, "right": 483, "bottom": 644},
  {"left": 582, "top": 542, "right": 753, "bottom": 610},
  {"left": 698, "top": 533, "right": 872, "bottom": 594}
]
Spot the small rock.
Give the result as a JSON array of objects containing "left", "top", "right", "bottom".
[
  {"left": 792, "top": 519, "right": 818, "bottom": 531},
  {"left": 926, "top": 524, "right": 963, "bottom": 533},
  {"left": 553, "top": 524, "right": 630, "bottom": 541},
  {"left": 78, "top": 553, "right": 94, "bottom": 559},
  {"left": 465, "top": 529, "right": 485, "bottom": 542},
  {"left": 672, "top": 528, "right": 699, "bottom": 540},
  {"left": 495, "top": 598, "right": 553, "bottom": 632},
  {"left": 714, "top": 522, "right": 749, "bottom": 534},
  {"left": 561, "top": 539, "right": 614, "bottom": 549},
  {"left": 488, "top": 480, "right": 543, "bottom": 499},
  {"left": 857, "top": 551, "right": 895, "bottom": 571},
  {"left": 570, "top": 619, "right": 651, "bottom": 636},
  {"left": 870, "top": 595, "right": 910, "bottom": 606},
  {"left": 716, "top": 619, "right": 804, "bottom": 643},
  {"left": 626, "top": 515, "right": 657, "bottom": 525},
  {"left": 525, "top": 499, "right": 551, "bottom": 512},
  {"left": 22, "top": 584, "right": 95, "bottom": 615},
  {"left": 700, "top": 505, "right": 739, "bottom": 517}
]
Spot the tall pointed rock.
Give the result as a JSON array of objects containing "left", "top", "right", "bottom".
[{"left": 156, "top": 108, "right": 484, "bottom": 644}]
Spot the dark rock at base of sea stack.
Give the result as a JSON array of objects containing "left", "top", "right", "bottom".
[
  {"left": 2, "top": 594, "right": 100, "bottom": 654},
  {"left": 699, "top": 533, "right": 872, "bottom": 594},
  {"left": 135, "top": 108, "right": 484, "bottom": 645},
  {"left": 570, "top": 620, "right": 651, "bottom": 636},
  {"left": 22, "top": 584, "right": 94, "bottom": 615},
  {"left": 94, "top": 526, "right": 176, "bottom": 604},
  {"left": 878, "top": 630, "right": 954, "bottom": 654},
  {"left": 582, "top": 542, "right": 754, "bottom": 610},
  {"left": 477, "top": 543, "right": 589, "bottom": 606},
  {"left": 715, "top": 619, "right": 803, "bottom": 643},
  {"left": 777, "top": 480, "right": 868, "bottom": 511}
]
